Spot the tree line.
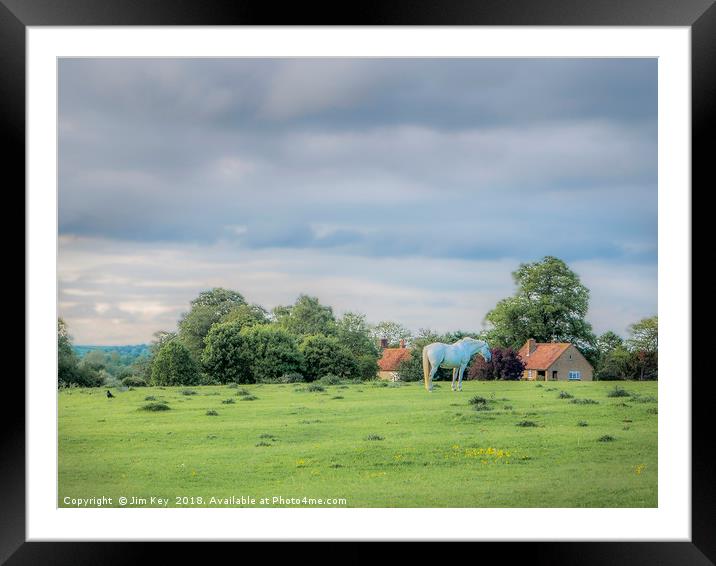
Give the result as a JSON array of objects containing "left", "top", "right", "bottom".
[{"left": 58, "top": 256, "right": 657, "bottom": 387}]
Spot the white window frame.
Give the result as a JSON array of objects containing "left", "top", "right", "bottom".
[{"left": 568, "top": 371, "right": 581, "bottom": 381}]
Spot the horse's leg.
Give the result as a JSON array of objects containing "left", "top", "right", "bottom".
[
  {"left": 428, "top": 359, "right": 441, "bottom": 392},
  {"left": 458, "top": 363, "right": 467, "bottom": 391},
  {"left": 451, "top": 368, "right": 458, "bottom": 391}
]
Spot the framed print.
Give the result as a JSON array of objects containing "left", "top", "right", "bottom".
[{"left": 8, "top": 0, "right": 713, "bottom": 563}]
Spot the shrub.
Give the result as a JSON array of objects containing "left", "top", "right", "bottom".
[
  {"left": 306, "top": 383, "right": 325, "bottom": 392},
  {"left": 469, "top": 396, "right": 489, "bottom": 406},
  {"left": 279, "top": 372, "right": 305, "bottom": 383},
  {"left": 121, "top": 375, "right": 147, "bottom": 387},
  {"left": 206, "top": 410, "right": 219, "bottom": 416},
  {"left": 577, "top": 420, "right": 589, "bottom": 427},
  {"left": 151, "top": 341, "right": 200, "bottom": 386},
  {"left": 598, "top": 435, "right": 616, "bottom": 442},
  {"left": 319, "top": 373, "right": 342, "bottom": 385},
  {"left": 140, "top": 402, "right": 170, "bottom": 411},
  {"left": 606, "top": 386, "right": 631, "bottom": 398},
  {"left": 466, "top": 347, "right": 525, "bottom": 381},
  {"left": 558, "top": 391, "right": 573, "bottom": 399},
  {"left": 300, "top": 335, "right": 357, "bottom": 381},
  {"left": 516, "top": 420, "right": 538, "bottom": 427}
]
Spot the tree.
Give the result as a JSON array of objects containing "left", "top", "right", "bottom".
[
  {"left": 336, "top": 312, "right": 380, "bottom": 380},
  {"left": 299, "top": 335, "right": 357, "bottom": 381},
  {"left": 484, "top": 256, "right": 596, "bottom": 352},
  {"left": 594, "top": 331, "right": 624, "bottom": 375},
  {"left": 273, "top": 295, "right": 337, "bottom": 338},
  {"left": 57, "top": 318, "right": 103, "bottom": 387},
  {"left": 595, "top": 346, "right": 634, "bottom": 380},
  {"left": 626, "top": 316, "right": 658, "bottom": 353},
  {"left": 190, "top": 287, "right": 246, "bottom": 316},
  {"left": 177, "top": 288, "right": 247, "bottom": 360},
  {"left": 203, "top": 323, "right": 304, "bottom": 384},
  {"left": 201, "top": 321, "right": 251, "bottom": 384},
  {"left": 466, "top": 347, "right": 525, "bottom": 381},
  {"left": 221, "top": 303, "right": 269, "bottom": 328},
  {"left": 626, "top": 316, "right": 658, "bottom": 380},
  {"left": 370, "top": 320, "right": 412, "bottom": 347},
  {"left": 151, "top": 341, "right": 200, "bottom": 386}
]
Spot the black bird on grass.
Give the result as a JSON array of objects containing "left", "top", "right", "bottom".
[{"left": 106, "top": 390, "right": 114, "bottom": 398}]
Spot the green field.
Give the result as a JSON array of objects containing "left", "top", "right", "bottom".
[{"left": 58, "top": 380, "right": 657, "bottom": 508}]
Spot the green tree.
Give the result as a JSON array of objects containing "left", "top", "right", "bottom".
[
  {"left": 336, "top": 312, "right": 380, "bottom": 380},
  {"left": 626, "top": 316, "right": 658, "bottom": 353},
  {"left": 595, "top": 346, "right": 634, "bottom": 380},
  {"left": 201, "top": 321, "right": 251, "bottom": 384},
  {"left": 177, "top": 288, "right": 247, "bottom": 360},
  {"left": 239, "top": 325, "right": 304, "bottom": 383},
  {"left": 151, "top": 341, "right": 200, "bottom": 386},
  {"left": 203, "top": 323, "right": 303, "bottom": 384},
  {"left": 299, "top": 335, "right": 358, "bottom": 381},
  {"left": 484, "top": 256, "right": 595, "bottom": 352},
  {"left": 273, "top": 295, "right": 337, "bottom": 338},
  {"left": 57, "top": 318, "right": 102, "bottom": 387},
  {"left": 221, "top": 303, "right": 269, "bottom": 328},
  {"left": 191, "top": 287, "right": 246, "bottom": 316},
  {"left": 626, "top": 316, "right": 658, "bottom": 380}
]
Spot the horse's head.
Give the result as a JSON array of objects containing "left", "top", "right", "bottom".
[
  {"left": 459, "top": 337, "right": 492, "bottom": 361},
  {"left": 481, "top": 343, "right": 492, "bottom": 362}
]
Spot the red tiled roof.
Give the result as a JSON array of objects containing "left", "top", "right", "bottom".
[
  {"left": 378, "top": 348, "right": 411, "bottom": 371},
  {"left": 517, "top": 342, "right": 571, "bottom": 370}
]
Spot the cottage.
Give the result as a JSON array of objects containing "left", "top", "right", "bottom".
[
  {"left": 377, "top": 339, "right": 411, "bottom": 381},
  {"left": 517, "top": 339, "right": 593, "bottom": 381}
]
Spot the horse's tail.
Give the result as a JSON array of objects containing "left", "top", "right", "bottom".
[{"left": 422, "top": 347, "right": 431, "bottom": 391}]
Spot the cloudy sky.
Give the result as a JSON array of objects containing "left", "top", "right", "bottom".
[{"left": 58, "top": 58, "right": 657, "bottom": 345}]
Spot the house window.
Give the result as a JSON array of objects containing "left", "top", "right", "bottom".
[
  {"left": 527, "top": 370, "right": 533, "bottom": 379},
  {"left": 568, "top": 371, "right": 581, "bottom": 381}
]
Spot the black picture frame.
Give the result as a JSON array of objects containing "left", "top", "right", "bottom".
[{"left": 7, "top": 1, "right": 712, "bottom": 563}]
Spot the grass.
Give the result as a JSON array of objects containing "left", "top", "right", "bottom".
[{"left": 58, "top": 380, "right": 657, "bottom": 508}]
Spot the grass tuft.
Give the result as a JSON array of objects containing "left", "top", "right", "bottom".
[
  {"left": 606, "top": 386, "right": 631, "bottom": 398},
  {"left": 516, "top": 420, "right": 538, "bottom": 427},
  {"left": 140, "top": 402, "right": 170, "bottom": 412},
  {"left": 558, "top": 391, "right": 573, "bottom": 399},
  {"left": 365, "top": 434, "right": 385, "bottom": 441},
  {"left": 598, "top": 435, "right": 616, "bottom": 442},
  {"left": 206, "top": 410, "right": 219, "bottom": 416},
  {"left": 570, "top": 398, "right": 599, "bottom": 405},
  {"left": 221, "top": 398, "right": 236, "bottom": 404}
]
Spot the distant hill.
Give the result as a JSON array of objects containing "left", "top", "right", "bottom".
[{"left": 74, "top": 344, "right": 150, "bottom": 361}]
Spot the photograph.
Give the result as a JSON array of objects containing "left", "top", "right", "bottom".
[{"left": 56, "top": 57, "right": 659, "bottom": 509}]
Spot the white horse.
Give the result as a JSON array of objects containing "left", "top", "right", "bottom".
[{"left": 422, "top": 337, "right": 491, "bottom": 392}]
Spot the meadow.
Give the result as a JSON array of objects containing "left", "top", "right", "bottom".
[{"left": 58, "top": 380, "right": 657, "bottom": 508}]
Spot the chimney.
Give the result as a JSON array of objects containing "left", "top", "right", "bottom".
[
  {"left": 527, "top": 338, "right": 536, "bottom": 356},
  {"left": 399, "top": 339, "right": 406, "bottom": 349},
  {"left": 380, "top": 337, "right": 388, "bottom": 349}
]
